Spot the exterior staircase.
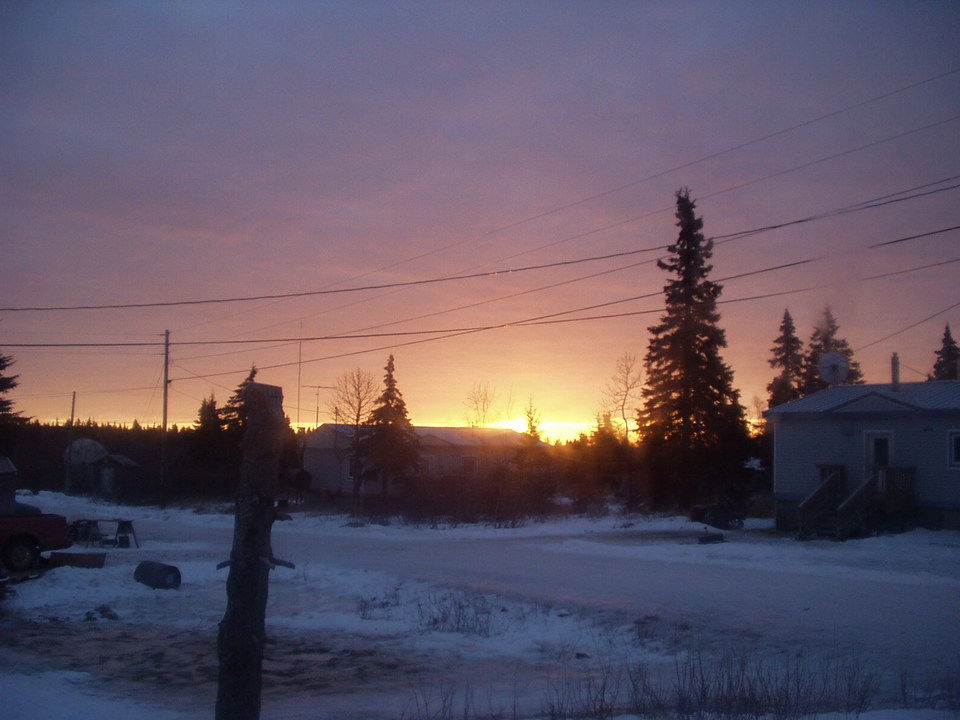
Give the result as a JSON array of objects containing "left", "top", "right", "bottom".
[
  {"left": 796, "top": 465, "right": 916, "bottom": 541},
  {"left": 796, "top": 466, "right": 844, "bottom": 540},
  {"left": 808, "top": 510, "right": 840, "bottom": 539}
]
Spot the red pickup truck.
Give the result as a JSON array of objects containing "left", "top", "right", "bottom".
[
  {"left": 0, "top": 511, "right": 74, "bottom": 571},
  {"left": 0, "top": 458, "right": 74, "bottom": 571}
]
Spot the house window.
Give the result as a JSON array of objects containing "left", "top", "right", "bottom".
[
  {"left": 462, "top": 456, "right": 477, "bottom": 475},
  {"left": 950, "top": 431, "right": 960, "bottom": 468}
]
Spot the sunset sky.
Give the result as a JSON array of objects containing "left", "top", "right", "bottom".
[{"left": 2, "top": 2, "right": 958, "bottom": 442}]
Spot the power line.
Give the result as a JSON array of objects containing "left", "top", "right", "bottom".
[
  {"left": 165, "top": 254, "right": 959, "bottom": 381},
  {"left": 169, "top": 177, "right": 960, "bottom": 354},
  {"left": 3, "top": 70, "right": 957, "bottom": 316},
  {"left": 697, "top": 114, "right": 960, "bottom": 206},
  {"left": 0, "top": 245, "right": 666, "bottom": 313},
  {"left": 713, "top": 177, "right": 960, "bottom": 243},
  {"left": 11, "top": 254, "right": 956, "bottom": 405},
  {"left": 440, "top": 67, "right": 960, "bottom": 244},
  {"left": 6, "top": 227, "right": 958, "bottom": 350},
  {"left": 6, "top": 165, "right": 957, "bottom": 327},
  {"left": 855, "top": 300, "right": 960, "bottom": 352},
  {"left": 234, "top": 64, "right": 958, "bottom": 314},
  {"left": 869, "top": 225, "right": 960, "bottom": 248}
]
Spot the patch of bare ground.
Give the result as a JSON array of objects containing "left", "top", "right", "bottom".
[{"left": 0, "top": 613, "right": 427, "bottom": 711}]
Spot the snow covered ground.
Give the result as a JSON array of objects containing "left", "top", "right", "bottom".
[{"left": 2, "top": 491, "right": 958, "bottom": 720}]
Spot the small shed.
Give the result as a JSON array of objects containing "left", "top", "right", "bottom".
[
  {"left": 765, "top": 379, "right": 960, "bottom": 536},
  {"left": 64, "top": 439, "right": 141, "bottom": 499}
]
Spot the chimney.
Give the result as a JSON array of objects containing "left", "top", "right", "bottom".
[{"left": 891, "top": 352, "right": 900, "bottom": 392}]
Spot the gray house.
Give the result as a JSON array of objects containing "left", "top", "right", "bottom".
[
  {"left": 303, "top": 424, "right": 531, "bottom": 497},
  {"left": 765, "top": 379, "right": 960, "bottom": 537}
]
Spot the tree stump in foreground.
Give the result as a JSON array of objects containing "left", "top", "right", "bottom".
[{"left": 216, "top": 382, "right": 285, "bottom": 720}]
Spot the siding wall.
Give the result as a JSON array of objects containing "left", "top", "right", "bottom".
[
  {"left": 772, "top": 416, "right": 851, "bottom": 501},
  {"left": 773, "top": 413, "right": 960, "bottom": 509},
  {"left": 302, "top": 447, "right": 352, "bottom": 495}
]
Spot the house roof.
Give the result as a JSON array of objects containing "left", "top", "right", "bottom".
[
  {"left": 416, "top": 426, "right": 528, "bottom": 448},
  {"left": 305, "top": 424, "right": 529, "bottom": 449},
  {"left": 765, "top": 380, "right": 960, "bottom": 416},
  {"left": 101, "top": 454, "right": 139, "bottom": 467}
]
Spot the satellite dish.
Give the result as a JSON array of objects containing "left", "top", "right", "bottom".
[{"left": 818, "top": 351, "right": 849, "bottom": 386}]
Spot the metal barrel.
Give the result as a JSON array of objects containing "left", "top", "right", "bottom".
[{"left": 133, "top": 560, "right": 181, "bottom": 589}]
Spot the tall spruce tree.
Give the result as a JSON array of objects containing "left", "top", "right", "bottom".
[
  {"left": 221, "top": 366, "right": 258, "bottom": 434},
  {"left": 798, "top": 307, "right": 864, "bottom": 395},
  {"left": 931, "top": 324, "right": 959, "bottom": 380},
  {"left": 196, "top": 394, "right": 224, "bottom": 434},
  {"left": 638, "top": 189, "right": 748, "bottom": 508},
  {"left": 767, "top": 309, "right": 804, "bottom": 408},
  {"left": 362, "top": 355, "right": 420, "bottom": 497}
]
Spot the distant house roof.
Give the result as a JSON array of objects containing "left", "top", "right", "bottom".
[
  {"left": 765, "top": 380, "right": 960, "bottom": 416},
  {"left": 416, "top": 426, "right": 529, "bottom": 449},
  {"left": 305, "top": 423, "right": 530, "bottom": 449}
]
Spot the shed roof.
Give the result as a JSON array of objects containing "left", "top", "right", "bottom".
[
  {"left": 305, "top": 423, "right": 529, "bottom": 449},
  {"left": 765, "top": 380, "right": 960, "bottom": 416}
]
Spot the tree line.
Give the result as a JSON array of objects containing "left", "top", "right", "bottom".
[{"left": 1, "top": 189, "right": 957, "bottom": 515}]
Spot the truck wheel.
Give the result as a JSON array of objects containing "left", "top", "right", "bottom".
[{"left": 3, "top": 538, "right": 39, "bottom": 572}]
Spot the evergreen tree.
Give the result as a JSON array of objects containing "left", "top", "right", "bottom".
[
  {"left": 766, "top": 309, "right": 804, "bottom": 407},
  {"left": 362, "top": 355, "right": 420, "bottom": 497},
  {"left": 192, "top": 394, "right": 228, "bottom": 473},
  {"left": 196, "top": 394, "right": 224, "bottom": 434},
  {"left": 523, "top": 396, "right": 542, "bottom": 442},
  {"left": 638, "top": 189, "right": 748, "bottom": 508},
  {"left": 220, "top": 366, "right": 257, "bottom": 434},
  {"left": 798, "top": 307, "right": 864, "bottom": 395},
  {"left": 931, "top": 324, "right": 960, "bottom": 380},
  {"left": 0, "top": 352, "right": 21, "bottom": 421}
]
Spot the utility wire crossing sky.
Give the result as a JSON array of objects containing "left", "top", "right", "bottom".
[{"left": 2, "top": 2, "right": 958, "bottom": 439}]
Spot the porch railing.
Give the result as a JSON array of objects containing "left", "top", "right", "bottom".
[
  {"left": 836, "top": 476, "right": 875, "bottom": 541},
  {"left": 872, "top": 466, "right": 917, "bottom": 515},
  {"left": 797, "top": 465, "right": 844, "bottom": 538},
  {"left": 826, "top": 466, "right": 917, "bottom": 540}
]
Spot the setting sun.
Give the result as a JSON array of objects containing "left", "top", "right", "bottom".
[{"left": 488, "top": 418, "right": 593, "bottom": 444}]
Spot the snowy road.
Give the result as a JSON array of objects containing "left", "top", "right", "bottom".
[{"left": 271, "top": 520, "right": 960, "bottom": 674}]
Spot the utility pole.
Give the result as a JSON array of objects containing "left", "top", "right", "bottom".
[
  {"left": 65, "top": 391, "right": 77, "bottom": 493},
  {"left": 296, "top": 320, "right": 303, "bottom": 429},
  {"left": 160, "top": 329, "right": 170, "bottom": 507}
]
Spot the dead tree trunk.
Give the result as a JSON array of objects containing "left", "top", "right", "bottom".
[{"left": 216, "top": 382, "right": 285, "bottom": 720}]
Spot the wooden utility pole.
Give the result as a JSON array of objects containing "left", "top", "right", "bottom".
[
  {"left": 65, "top": 391, "right": 76, "bottom": 493},
  {"left": 216, "top": 382, "right": 288, "bottom": 720},
  {"left": 159, "top": 330, "right": 170, "bottom": 506}
]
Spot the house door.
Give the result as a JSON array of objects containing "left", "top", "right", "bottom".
[{"left": 865, "top": 432, "right": 893, "bottom": 490}]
